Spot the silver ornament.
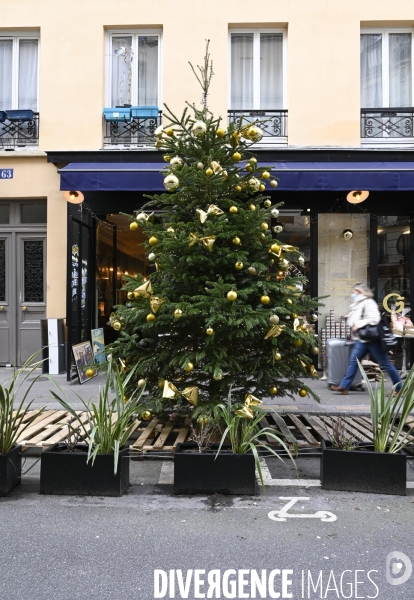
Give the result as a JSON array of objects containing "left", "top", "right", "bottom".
[{"left": 271, "top": 208, "right": 279, "bottom": 218}]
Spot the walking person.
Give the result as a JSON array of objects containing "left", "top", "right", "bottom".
[{"left": 331, "top": 283, "right": 402, "bottom": 394}]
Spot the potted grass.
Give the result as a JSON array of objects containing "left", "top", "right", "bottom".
[
  {"left": 40, "top": 358, "right": 143, "bottom": 497},
  {"left": 174, "top": 390, "right": 297, "bottom": 495},
  {"left": 0, "top": 355, "right": 45, "bottom": 496},
  {"left": 321, "top": 360, "right": 414, "bottom": 496}
]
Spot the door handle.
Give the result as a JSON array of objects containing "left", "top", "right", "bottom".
[
  {"left": 22, "top": 306, "right": 27, "bottom": 311},
  {"left": 0, "top": 306, "right": 4, "bottom": 311}
]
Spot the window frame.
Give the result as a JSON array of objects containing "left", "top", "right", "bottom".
[
  {"left": 228, "top": 28, "right": 287, "bottom": 110},
  {"left": 105, "top": 29, "right": 163, "bottom": 108},
  {"left": 361, "top": 27, "right": 414, "bottom": 108},
  {"left": 0, "top": 31, "right": 40, "bottom": 111}
]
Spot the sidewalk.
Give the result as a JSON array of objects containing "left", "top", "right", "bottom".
[{"left": 0, "top": 367, "right": 390, "bottom": 414}]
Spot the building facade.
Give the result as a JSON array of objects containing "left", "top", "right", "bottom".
[{"left": 1, "top": 1, "right": 414, "bottom": 369}]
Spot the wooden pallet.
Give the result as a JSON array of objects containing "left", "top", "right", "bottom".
[{"left": 130, "top": 416, "right": 192, "bottom": 454}]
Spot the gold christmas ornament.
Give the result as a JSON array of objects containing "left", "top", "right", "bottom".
[
  {"left": 148, "top": 236, "right": 158, "bottom": 246},
  {"left": 167, "top": 227, "right": 175, "bottom": 234},
  {"left": 163, "top": 155, "right": 171, "bottom": 162},
  {"left": 232, "top": 236, "right": 241, "bottom": 245},
  {"left": 136, "top": 212, "right": 154, "bottom": 223},
  {"left": 130, "top": 221, "right": 139, "bottom": 231},
  {"left": 197, "top": 204, "right": 225, "bottom": 223},
  {"left": 227, "top": 290, "right": 237, "bottom": 301},
  {"left": 205, "top": 168, "right": 213, "bottom": 176},
  {"left": 137, "top": 378, "right": 146, "bottom": 388},
  {"left": 197, "top": 162, "right": 204, "bottom": 170},
  {"left": 163, "top": 174, "right": 180, "bottom": 191},
  {"left": 247, "top": 126, "right": 264, "bottom": 142},
  {"left": 235, "top": 185, "right": 242, "bottom": 193},
  {"left": 274, "top": 351, "right": 282, "bottom": 361},
  {"left": 235, "top": 406, "right": 254, "bottom": 419},
  {"left": 270, "top": 180, "right": 278, "bottom": 188},
  {"left": 184, "top": 362, "right": 194, "bottom": 372},
  {"left": 311, "top": 346, "right": 319, "bottom": 355},
  {"left": 232, "top": 152, "right": 241, "bottom": 161},
  {"left": 248, "top": 204, "right": 256, "bottom": 211},
  {"left": 260, "top": 222, "right": 269, "bottom": 231},
  {"left": 182, "top": 386, "right": 199, "bottom": 406},
  {"left": 188, "top": 233, "right": 216, "bottom": 251},
  {"left": 163, "top": 380, "right": 178, "bottom": 398},
  {"left": 258, "top": 233, "right": 266, "bottom": 241},
  {"left": 206, "top": 327, "right": 214, "bottom": 335},
  {"left": 127, "top": 292, "right": 135, "bottom": 300},
  {"left": 260, "top": 295, "right": 271, "bottom": 305},
  {"left": 279, "top": 258, "right": 289, "bottom": 269},
  {"left": 264, "top": 200, "right": 272, "bottom": 208},
  {"left": 85, "top": 368, "right": 95, "bottom": 378},
  {"left": 150, "top": 296, "right": 165, "bottom": 314},
  {"left": 264, "top": 325, "right": 285, "bottom": 339},
  {"left": 211, "top": 161, "right": 223, "bottom": 174},
  {"left": 298, "top": 389, "right": 308, "bottom": 398},
  {"left": 112, "top": 320, "right": 122, "bottom": 331},
  {"left": 309, "top": 313, "right": 318, "bottom": 323},
  {"left": 235, "top": 261, "right": 244, "bottom": 270},
  {"left": 213, "top": 373, "right": 223, "bottom": 381},
  {"left": 286, "top": 298, "right": 293, "bottom": 304},
  {"left": 216, "top": 128, "right": 225, "bottom": 137},
  {"left": 170, "top": 156, "right": 183, "bottom": 169},
  {"left": 165, "top": 127, "right": 174, "bottom": 137},
  {"left": 174, "top": 308, "right": 183, "bottom": 318},
  {"left": 262, "top": 171, "right": 270, "bottom": 180},
  {"left": 249, "top": 157, "right": 257, "bottom": 164},
  {"left": 294, "top": 339, "right": 303, "bottom": 347},
  {"left": 229, "top": 206, "right": 238, "bottom": 214},
  {"left": 192, "top": 121, "right": 207, "bottom": 136},
  {"left": 245, "top": 164, "right": 253, "bottom": 172},
  {"left": 270, "top": 243, "right": 281, "bottom": 255},
  {"left": 134, "top": 281, "right": 153, "bottom": 298},
  {"left": 158, "top": 379, "right": 165, "bottom": 388},
  {"left": 270, "top": 386, "right": 278, "bottom": 395},
  {"left": 197, "top": 415, "right": 210, "bottom": 426},
  {"left": 141, "top": 410, "right": 152, "bottom": 421},
  {"left": 247, "top": 266, "right": 257, "bottom": 275},
  {"left": 259, "top": 184, "right": 266, "bottom": 192},
  {"left": 291, "top": 313, "right": 298, "bottom": 319},
  {"left": 146, "top": 313, "right": 156, "bottom": 322},
  {"left": 245, "top": 393, "right": 262, "bottom": 408},
  {"left": 270, "top": 314, "right": 280, "bottom": 324}
]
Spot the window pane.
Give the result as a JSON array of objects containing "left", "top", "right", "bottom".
[
  {"left": 0, "top": 204, "right": 9, "bottom": 224},
  {"left": 138, "top": 36, "right": 158, "bottom": 106},
  {"left": 231, "top": 33, "right": 253, "bottom": 109},
  {"left": 18, "top": 39, "right": 38, "bottom": 110},
  {"left": 260, "top": 33, "right": 283, "bottom": 109},
  {"left": 361, "top": 34, "right": 382, "bottom": 108},
  {"left": 24, "top": 240, "right": 44, "bottom": 302},
  {"left": 0, "top": 240, "right": 5, "bottom": 302},
  {"left": 20, "top": 202, "right": 47, "bottom": 223},
  {"left": 0, "top": 40, "right": 12, "bottom": 108},
  {"left": 389, "top": 33, "right": 412, "bottom": 107},
  {"left": 111, "top": 36, "right": 133, "bottom": 106}
]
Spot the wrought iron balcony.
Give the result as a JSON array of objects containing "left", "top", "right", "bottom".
[
  {"left": 227, "top": 109, "right": 288, "bottom": 143},
  {"left": 0, "top": 111, "right": 39, "bottom": 149},
  {"left": 361, "top": 108, "right": 414, "bottom": 139},
  {"left": 103, "top": 109, "right": 162, "bottom": 148}
]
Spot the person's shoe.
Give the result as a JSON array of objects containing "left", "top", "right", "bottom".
[{"left": 331, "top": 385, "right": 349, "bottom": 395}]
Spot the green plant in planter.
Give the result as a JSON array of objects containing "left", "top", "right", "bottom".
[
  {"left": 358, "top": 359, "right": 414, "bottom": 453},
  {"left": 48, "top": 358, "right": 144, "bottom": 473},
  {"left": 0, "top": 354, "right": 45, "bottom": 455},
  {"left": 214, "top": 389, "right": 297, "bottom": 486}
]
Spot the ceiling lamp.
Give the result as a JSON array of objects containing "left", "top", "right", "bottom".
[
  {"left": 63, "top": 190, "right": 84, "bottom": 204},
  {"left": 346, "top": 190, "right": 369, "bottom": 204}
]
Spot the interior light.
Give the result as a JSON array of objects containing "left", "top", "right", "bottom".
[
  {"left": 346, "top": 190, "right": 369, "bottom": 204},
  {"left": 63, "top": 190, "right": 84, "bottom": 204}
]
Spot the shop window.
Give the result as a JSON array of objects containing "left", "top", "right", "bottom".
[
  {"left": 361, "top": 30, "right": 413, "bottom": 108},
  {"left": 0, "top": 33, "right": 39, "bottom": 110},
  {"left": 273, "top": 211, "right": 310, "bottom": 293},
  {"left": 20, "top": 201, "right": 47, "bottom": 223},
  {"left": 106, "top": 30, "right": 161, "bottom": 108},
  {"left": 229, "top": 29, "right": 285, "bottom": 110},
  {"left": 0, "top": 204, "right": 9, "bottom": 224}
]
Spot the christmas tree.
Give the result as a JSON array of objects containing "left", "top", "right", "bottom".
[{"left": 109, "top": 44, "right": 321, "bottom": 419}]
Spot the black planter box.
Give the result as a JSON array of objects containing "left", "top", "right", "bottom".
[
  {"left": 40, "top": 443, "right": 129, "bottom": 497},
  {"left": 174, "top": 443, "right": 256, "bottom": 495},
  {"left": 321, "top": 440, "right": 406, "bottom": 495},
  {"left": 0, "top": 445, "right": 22, "bottom": 496}
]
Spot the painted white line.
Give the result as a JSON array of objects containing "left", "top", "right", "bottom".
[
  {"left": 257, "top": 458, "right": 321, "bottom": 487},
  {"left": 407, "top": 482, "right": 414, "bottom": 489},
  {"left": 158, "top": 461, "right": 174, "bottom": 484},
  {"left": 268, "top": 497, "right": 337, "bottom": 522}
]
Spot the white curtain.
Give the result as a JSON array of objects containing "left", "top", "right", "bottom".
[
  {"left": 389, "top": 33, "right": 411, "bottom": 107},
  {"left": 360, "top": 34, "right": 382, "bottom": 108},
  {"left": 18, "top": 39, "right": 38, "bottom": 110},
  {"left": 111, "top": 36, "right": 133, "bottom": 106},
  {"left": 0, "top": 40, "right": 13, "bottom": 108},
  {"left": 137, "top": 36, "right": 158, "bottom": 106},
  {"left": 260, "top": 33, "right": 283, "bottom": 109},
  {"left": 231, "top": 33, "right": 253, "bottom": 109}
]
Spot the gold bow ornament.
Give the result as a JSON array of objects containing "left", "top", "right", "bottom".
[
  {"left": 135, "top": 212, "right": 154, "bottom": 224},
  {"left": 235, "top": 394, "right": 262, "bottom": 419},
  {"left": 264, "top": 325, "right": 285, "bottom": 340},
  {"left": 162, "top": 380, "right": 199, "bottom": 406},
  {"left": 150, "top": 296, "right": 165, "bottom": 314},
  {"left": 188, "top": 233, "right": 216, "bottom": 251},
  {"left": 134, "top": 281, "right": 153, "bottom": 298},
  {"left": 196, "top": 205, "right": 224, "bottom": 224},
  {"left": 269, "top": 244, "right": 297, "bottom": 259}
]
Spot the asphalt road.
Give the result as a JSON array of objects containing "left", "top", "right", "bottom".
[{"left": 1, "top": 457, "right": 414, "bottom": 600}]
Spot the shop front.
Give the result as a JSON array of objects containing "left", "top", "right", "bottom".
[{"left": 49, "top": 150, "right": 414, "bottom": 378}]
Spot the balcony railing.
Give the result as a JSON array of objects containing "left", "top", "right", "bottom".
[
  {"left": 361, "top": 108, "right": 414, "bottom": 139},
  {"left": 103, "top": 108, "right": 162, "bottom": 148},
  {"left": 0, "top": 111, "right": 39, "bottom": 149},
  {"left": 228, "top": 109, "right": 288, "bottom": 144}
]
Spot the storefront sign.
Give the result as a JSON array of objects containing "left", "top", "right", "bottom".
[
  {"left": 0, "top": 169, "right": 13, "bottom": 179},
  {"left": 383, "top": 293, "right": 404, "bottom": 313}
]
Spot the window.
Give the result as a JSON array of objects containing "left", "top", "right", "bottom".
[
  {"left": 106, "top": 30, "right": 162, "bottom": 107},
  {"left": 0, "top": 33, "right": 39, "bottom": 110},
  {"left": 361, "top": 30, "right": 413, "bottom": 108},
  {"left": 229, "top": 29, "right": 285, "bottom": 110}
]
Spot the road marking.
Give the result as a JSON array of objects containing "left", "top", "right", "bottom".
[
  {"left": 268, "top": 497, "right": 337, "bottom": 522},
  {"left": 158, "top": 461, "right": 174, "bottom": 484},
  {"left": 257, "top": 458, "right": 321, "bottom": 487}
]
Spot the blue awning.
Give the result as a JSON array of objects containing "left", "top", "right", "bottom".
[{"left": 58, "top": 161, "right": 414, "bottom": 191}]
